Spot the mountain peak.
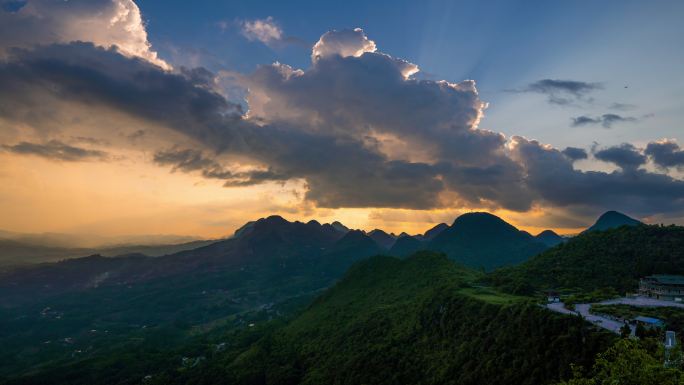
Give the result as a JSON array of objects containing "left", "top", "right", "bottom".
[
  {"left": 584, "top": 211, "right": 641, "bottom": 233},
  {"left": 330, "top": 221, "right": 350, "bottom": 233},
  {"left": 535, "top": 230, "right": 564, "bottom": 246},
  {"left": 422, "top": 223, "right": 448, "bottom": 240},
  {"left": 367, "top": 229, "right": 396, "bottom": 249},
  {"left": 263, "top": 215, "right": 289, "bottom": 225},
  {"left": 450, "top": 212, "right": 516, "bottom": 231}
]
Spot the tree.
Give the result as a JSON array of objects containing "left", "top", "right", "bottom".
[
  {"left": 557, "top": 339, "right": 684, "bottom": 385},
  {"left": 620, "top": 323, "right": 631, "bottom": 339}
]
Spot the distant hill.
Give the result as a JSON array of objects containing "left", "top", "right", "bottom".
[
  {"left": 0, "top": 215, "right": 387, "bottom": 378},
  {"left": 367, "top": 229, "right": 396, "bottom": 249},
  {"left": 0, "top": 238, "right": 216, "bottom": 267},
  {"left": 0, "top": 216, "right": 376, "bottom": 306},
  {"left": 489, "top": 224, "right": 684, "bottom": 295},
  {"left": 421, "top": 223, "right": 448, "bottom": 240},
  {"left": 535, "top": 230, "right": 564, "bottom": 247},
  {"left": 427, "top": 212, "right": 548, "bottom": 270},
  {"left": 583, "top": 211, "right": 641, "bottom": 233},
  {"left": 389, "top": 234, "right": 424, "bottom": 257}
]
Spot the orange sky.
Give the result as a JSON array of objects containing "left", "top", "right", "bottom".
[{"left": 0, "top": 149, "right": 588, "bottom": 243}]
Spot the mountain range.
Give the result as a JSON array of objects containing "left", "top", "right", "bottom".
[{"left": 0, "top": 209, "right": 651, "bottom": 383}]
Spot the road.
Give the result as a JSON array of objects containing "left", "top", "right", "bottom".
[{"left": 545, "top": 302, "right": 631, "bottom": 334}]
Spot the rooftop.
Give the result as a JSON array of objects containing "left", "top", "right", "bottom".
[
  {"left": 634, "top": 316, "right": 665, "bottom": 325},
  {"left": 643, "top": 275, "right": 684, "bottom": 285}
]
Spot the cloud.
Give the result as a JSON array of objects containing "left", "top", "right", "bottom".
[
  {"left": 521, "top": 79, "right": 602, "bottom": 105},
  {"left": 311, "top": 28, "right": 378, "bottom": 62},
  {"left": 1, "top": 140, "right": 108, "bottom": 161},
  {"left": 511, "top": 137, "right": 684, "bottom": 216},
  {"left": 609, "top": 102, "right": 637, "bottom": 111},
  {"left": 153, "top": 147, "right": 292, "bottom": 186},
  {"left": 561, "top": 146, "right": 588, "bottom": 161},
  {"left": 571, "top": 113, "right": 637, "bottom": 128},
  {"left": 1, "top": 26, "right": 684, "bottom": 218},
  {"left": 240, "top": 16, "right": 283, "bottom": 45},
  {"left": 0, "top": 0, "right": 169, "bottom": 69},
  {"left": 593, "top": 143, "right": 646, "bottom": 170},
  {"left": 645, "top": 139, "right": 684, "bottom": 169}
]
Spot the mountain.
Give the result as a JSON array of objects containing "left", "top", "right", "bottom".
[
  {"left": 172, "top": 253, "right": 611, "bottom": 385},
  {"left": 330, "top": 220, "right": 350, "bottom": 234},
  {"left": 583, "top": 210, "right": 642, "bottom": 233},
  {"left": 0, "top": 238, "right": 217, "bottom": 267},
  {"left": 420, "top": 223, "right": 448, "bottom": 241},
  {"left": 0, "top": 215, "right": 387, "bottom": 378},
  {"left": 489, "top": 224, "right": 684, "bottom": 295},
  {"left": 389, "top": 234, "right": 425, "bottom": 257},
  {"left": 535, "top": 229, "right": 564, "bottom": 247},
  {"left": 367, "top": 229, "right": 396, "bottom": 249},
  {"left": 427, "top": 212, "right": 548, "bottom": 270}
]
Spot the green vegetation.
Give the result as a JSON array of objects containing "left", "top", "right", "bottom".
[
  {"left": 489, "top": 225, "right": 684, "bottom": 295},
  {"left": 3, "top": 252, "right": 615, "bottom": 385},
  {"left": 557, "top": 339, "right": 684, "bottom": 385},
  {"left": 154, "top": 252, "right": 610, "bottom": 385}
]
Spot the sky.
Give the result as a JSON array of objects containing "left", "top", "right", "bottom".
[{"left": 0, "top": 0, "right": 683, "bottom": 243}]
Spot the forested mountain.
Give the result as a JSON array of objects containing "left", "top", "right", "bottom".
[
  {"left": 0, "top": 216, "right": 383, "bottom": 378},
  {"left": 4, "top": 211, "right": 676, "bottom": 384},
  {"left": 140, "top": 253, "right": 611, "bottom": 385},
  {"left": 489, "top": 224, "right": 684, "bottom": 294},
  {"left": 583, "top": 211, "right": 641, "bottom": 233},
  {"left": 535, "top": 230, "right": 565, "bottom": 247},
  {"left": 427, "top": 212, "right": 548, "bottom": 270}
]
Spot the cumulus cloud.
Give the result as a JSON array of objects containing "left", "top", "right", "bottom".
[
  {"left": 520, "top": 79, "right": 602, "bottom": 105},
  {"left": 571, "top": 113, "right": 637, "bottom": 128},
  {"left": 645, "top": 139, "right": 684, "bottom": 169},
  {"left": 593, "top": 143, "right": 646, "bottom": 170},
  {"left": 1, "top": 140, "right": 108, "bottom": 161},
  {"left": 240, "top": 16, "right": 283, "bottom": 45},
  {"left": 1, "top": 24, "right": 684, "bottom": 218},
  {"left": 561, "top": 146, "right": 588, "bottom": 161},
  {"left": 0, "top": 0, "right": 169, "bottom": 69},
  {"left": 311, "top": 28, "right": 377, "bottom": 61}
]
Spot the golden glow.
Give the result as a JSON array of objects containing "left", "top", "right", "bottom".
[{"left": 0, "top": 150, "right": 583, "bottom": 243}]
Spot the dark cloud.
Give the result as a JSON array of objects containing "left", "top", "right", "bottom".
[
  {"left": 1, "top": 33, "right": 684, "bottom": 217},
  {"left": 645, "top": 140, "right": 684, "bottom": 168},
  {"left": 593, "top": 143, "right": 646, "bottom": 170},
  {"left": 571, "top": 113, "right": 637, "bottom": 128},
  {"left": 153, "top": 147, "right": 291, "bottom": 186},
  {"left": 522, "top": 79, "right": 602, "bottom": 105},
  {"left": 1, "top": 140, "right": 108, "bottom": 161},
  {"left": 512, "top": 137, "right": 684, "bottom": 216},
  {"left": 561, "top": 147, "right": 588, "bottom": 161}
]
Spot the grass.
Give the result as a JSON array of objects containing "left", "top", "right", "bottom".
[{"left": 457, "top": 286, "right": 527, "bottom": 304}]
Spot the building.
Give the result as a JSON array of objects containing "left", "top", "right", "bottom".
[
  {"left": 634, "top": 316, "right": 665, "bottom": 329},
  {"left": 546, "top": 291, "right": 560, "bottom": 303},
  {"left": 638, "top": 275, "right": 684, "bottom": 302}
]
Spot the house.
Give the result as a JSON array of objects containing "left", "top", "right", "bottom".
[
  {"left": 634, "top": 316, "right": 665, "bottom": 329},
  {"left": 638, "top": 275, "right": 684, "bottom": 301},
  {"left": 546, "top": 291, "right": 560, "bottom": 303}
]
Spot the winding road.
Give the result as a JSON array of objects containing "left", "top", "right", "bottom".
[{"left": 546, "top": 301, "right": 631, "bottom": 334}]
